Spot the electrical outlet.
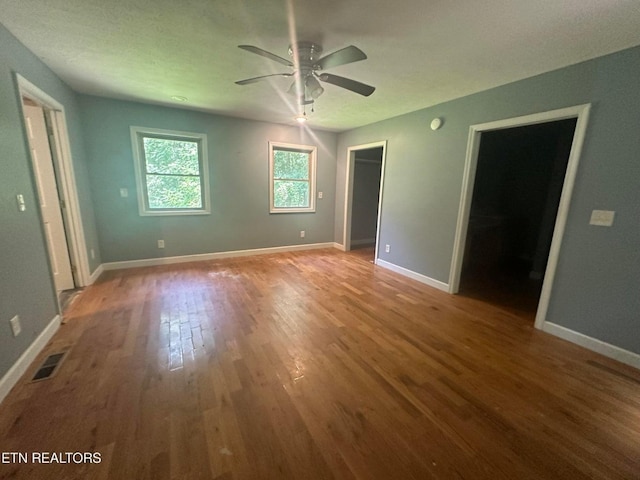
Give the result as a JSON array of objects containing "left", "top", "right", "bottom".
[
  {"left": 157, "top": 240, "right": 165, "bottom": 248},
  {"left": 318, "top": 191, "right": 323, "bottom": 199},
  {"left": 10, "top": 315, "right": 21, "bottom": 337},
  {"left": 385, "top": 244, "right": 390, "bottom": 253},
  {"left": 120, "top": 188, "right": 128, "bottom": 198},
  {"left": 16, "top": 194, "right": 26, "bottom": 212},
  {"left": 300, "top": 230, "right": 305, "bottom": 238}
]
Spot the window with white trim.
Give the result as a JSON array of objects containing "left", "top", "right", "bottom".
[
  {"left": 269, "top": 142, "right": 317, "bottom": 213},
  {"left": 131, "top": 126, "right": 210, "bottom": 216}
]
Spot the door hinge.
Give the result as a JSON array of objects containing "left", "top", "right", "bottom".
[
  {"left": 71, "top": 264, "right": 77, "bottom": 273},
  {"left": 60, "top": 199, "right": 66, "bottom": 209}
]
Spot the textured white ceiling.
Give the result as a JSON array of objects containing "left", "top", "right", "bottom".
[{"left": 2, "top": 0, "right": 640, "bottom": 131}]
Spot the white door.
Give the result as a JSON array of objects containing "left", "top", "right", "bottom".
[{"left": 22, "top": 102, "right": 75, "bottom": 292}]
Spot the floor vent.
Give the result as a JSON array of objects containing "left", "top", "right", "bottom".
[{"left": 31, "top": 351, "right": 67, "bottom": 382}]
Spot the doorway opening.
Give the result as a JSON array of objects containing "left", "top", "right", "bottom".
[
  {"left": 343, "top": 141, "right": 386, "bottom": 263},
  {"left": 459, "top": 119, "right": 576, "bottom": 319},
  {"left": 17, "top": 74, "right": 91, "bottom": 308},
  {"left": 449, "top": 105, "right": 591, "bottom": 329}
]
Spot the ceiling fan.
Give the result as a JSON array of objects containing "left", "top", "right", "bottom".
[{"left": 235, "top": 42, "right": 375, "bottom": 105}]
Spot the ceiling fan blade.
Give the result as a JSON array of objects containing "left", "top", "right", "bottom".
[
  {"left": 238, "top": 45, "right": 293, "bottom": 67},
  {"left": 316, "top": 46, "right": 367, "bottom": 70},
  {"left": 236, "top": 73, "right": 293, "bottom": 85},
  {"left": 318, "top": 74, "right": 375, "bottom": 96}
]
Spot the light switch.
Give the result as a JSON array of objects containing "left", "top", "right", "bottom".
[
  {"left": 589, "top": 210, "right": 615, "bottom": 227},
  {"left": 10, "top": 315, "right": 21, "bottom": 337},
  {"left": 120, "top": 188, "right": 128, "bottom": 198}
]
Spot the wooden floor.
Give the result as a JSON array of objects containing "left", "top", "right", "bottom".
[{"left": 1, "top": 248, "right": 639, "bottom": 479}]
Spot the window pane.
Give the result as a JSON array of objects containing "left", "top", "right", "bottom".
[
  {"left": 143, "top": 137, "right": 200, "bottom": 175},
  {"left": 274, "top": 180, "right": 309, "bottom": 208},
  {"left": 146, "top": 175, "right": 202, "bottom": 209},
  {"left": 273, "top": 150, "right": 309, "bottom": 180}
]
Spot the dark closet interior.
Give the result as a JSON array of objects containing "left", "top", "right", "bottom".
[
  {"left": 349, "top": 146, "right": 383, "bottom": 262},
  {"left": 460, "top": 118, "right": 577, "bottom": 318}
]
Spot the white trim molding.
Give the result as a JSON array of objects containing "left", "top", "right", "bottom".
[
  {"left": 17, "top": 74, "right": 92, "bottom": 287},
  {"left": 343, "top": 141, "right": 387, "bottom": 255},
  {"left": 102, "top": 242, "right": 337, "bottom": 271},
  {"left": 448, "top": 104, "right": 591, "bottom": 333},
  {"left": 543, "top": 322, "right": 640, "bottom": 370},
  {"left": 376, "top": 259, "right": 449, "bottom": 292},
  {"left": 0, "top": 315, "right": 61, "bottom": 405},
  {"left": 89, "top": 264, "right": 104, "bottom": 284}
]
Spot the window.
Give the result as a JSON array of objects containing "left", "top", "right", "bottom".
[
  {"left": 269, "top": 142, "right": 317, "bottom": 213},
  {"left": 131, "top": 126, "right": 210, "bottom": 216}
]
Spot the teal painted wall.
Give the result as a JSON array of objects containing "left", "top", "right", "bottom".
[
  {"left": 0, "top": 24, "right": 100, "bottom": 380},
  {"left": 78, "top": 96, "right": 338, "bottom": 262},
  {"left": 336, "top": 45, "right": 640, "bottom": 353}
]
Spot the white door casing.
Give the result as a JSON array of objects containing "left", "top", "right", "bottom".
[
  {"left": 449, "top": 104, "right": 591, "bottom": 331},
  {"left": 343, "top": 141, "right": 387, "bottom": 259},
  {"left": 22, "top": 103, "right": 75, "bottom": 292}
]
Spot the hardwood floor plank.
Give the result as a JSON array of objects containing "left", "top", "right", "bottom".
[{"left": 1, "top": 248, "right": 639, "bottom": 479}]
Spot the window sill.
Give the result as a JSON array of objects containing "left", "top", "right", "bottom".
[
  {"left": 270, "top": 208, "right": 316, "bottom": 214},
  {"left": 139, "top": 209, "right": 211, "bottom": 217}
]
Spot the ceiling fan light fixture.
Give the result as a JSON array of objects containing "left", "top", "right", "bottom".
[
  {"left": 306, "top": 76, "right": 324, "bottom": 99},
  {"left": 295, "top": 113, "right": 307, "bottom": 124}
]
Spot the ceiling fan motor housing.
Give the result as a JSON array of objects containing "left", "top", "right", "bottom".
[{"left": 289, "top": 42, "right": 323, "bottom": 68}]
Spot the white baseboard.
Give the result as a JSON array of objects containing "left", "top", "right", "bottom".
[
  {"left": 102, "top": 242, "right": 338, "bottom": 271},
  {"left": 88, "top": 264, "right": 104, "bottom": 284},
  {"left": 333, "top": 242, "right": 346, "bottom": 251},
  {"left": 351, "top": 238, "right": 376, "bottom": 246},
  {"left": 542, "top": 322, "right": 640, "bottom": 370},
  {"left": 0, "top": 315, "right": 61, "bottom": 405},
  {"left": 375, "top": 259, "right": 449, "bottom": 292}
]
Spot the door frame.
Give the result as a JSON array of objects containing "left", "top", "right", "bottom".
[
  {"left": 17, "top": 74, "right": 91, "bottom": 287},
  {"left": 448, "top": 104, "right": 591, "bottom": 330},
  {"left": 343, "top": 140, "right": 387, "bottom": 260}
]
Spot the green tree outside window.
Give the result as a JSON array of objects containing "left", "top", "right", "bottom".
[
  {"left": 269, "top": 142, "right": 317, "bottom": 213},
  {"left": 143, "top": 137, "right": 202, "bottom": 209},
  {"left": 131, "top": 126, "right": 209, "bottom": 216}
]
